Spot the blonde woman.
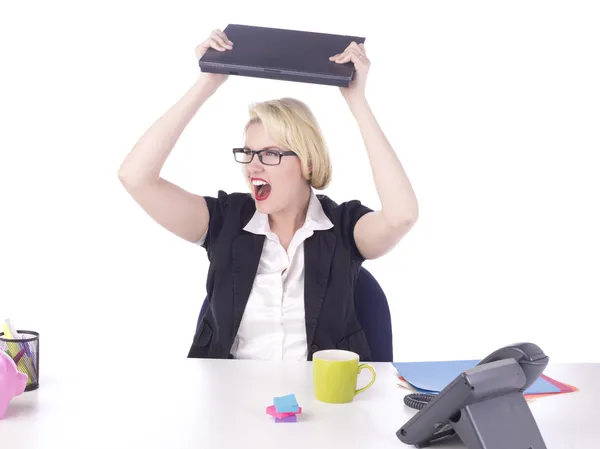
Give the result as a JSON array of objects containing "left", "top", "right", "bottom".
[{"left": 118, "top": 29, "right": 419, "bottom": 361}]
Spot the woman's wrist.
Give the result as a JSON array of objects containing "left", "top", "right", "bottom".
[{"left": 195, "top": 74, "right": 226, "bottom": 99}]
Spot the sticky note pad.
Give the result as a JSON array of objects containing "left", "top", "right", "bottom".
[
  {"left": 266, "top": 405, "right": 302, "bottom": 419},
  {"left": 273, "top": 394, "right": 299, "bottom": 413},
  {"left": 275, "top": 415, "right": 297, "bottom": 423}
]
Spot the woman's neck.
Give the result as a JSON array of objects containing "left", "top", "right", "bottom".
[{"left": 268, "top": 188, "right": 311, "bottom": 237}]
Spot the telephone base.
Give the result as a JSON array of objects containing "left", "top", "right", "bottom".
[{"left": 416, "top": 391, "right": 547, "bottom": 449}]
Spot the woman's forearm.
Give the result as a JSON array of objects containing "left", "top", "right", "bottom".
[{"left": 118, "top": 76, "right": 218, "bottom": 186}]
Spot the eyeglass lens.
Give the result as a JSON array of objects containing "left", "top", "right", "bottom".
[{"left": 235, "top": 149, "right": 281, "bottom": 165}]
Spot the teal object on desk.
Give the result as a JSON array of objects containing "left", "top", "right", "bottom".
[
  {"left": 273, "top": 394, "right": 299, "bottom": 413},
  {"left": 393, "top": 360, "right": 561, "bottom": 395}
]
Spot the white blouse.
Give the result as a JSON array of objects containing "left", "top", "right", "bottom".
[{"left": 198, "top": 190, "right": 333, "bottom": 360}]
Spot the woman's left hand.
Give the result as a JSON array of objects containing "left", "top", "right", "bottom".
[{"left": 329, "top": 41, "right": 370, "bottom": 104}]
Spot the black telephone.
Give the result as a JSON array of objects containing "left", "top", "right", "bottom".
[{"left": 396, "top": 342, "right": 550, "bottom": 449}]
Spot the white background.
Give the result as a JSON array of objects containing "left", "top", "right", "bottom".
[{"left": 1, "top": 1, "right": 598, "bottom": 366}]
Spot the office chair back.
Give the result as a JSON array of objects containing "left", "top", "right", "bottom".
[
  {"left": 195, "top": 267, "right": 393, "bottom": 361},
  {"left": 353, "top": 267, "right": 393, "bottom": 362}
]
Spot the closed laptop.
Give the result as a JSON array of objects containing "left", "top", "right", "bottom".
[{"left": 198, "top": 24, "right": 366, "bottom": 87}]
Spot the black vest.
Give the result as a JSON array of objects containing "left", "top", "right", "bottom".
[{"left": 187, "top": 190, "right": 373, "bottom": 361}]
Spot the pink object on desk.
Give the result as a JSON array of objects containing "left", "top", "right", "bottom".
[
  {"left": 266, "top": 405, "right": 302, "bottom": 419},
  {"left": 0, "top": 351, "right": 28, "bottom": 419}
]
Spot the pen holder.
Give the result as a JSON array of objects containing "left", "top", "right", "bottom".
[{"left": 0, "top": 330, "right": 39, "bottom": 391}]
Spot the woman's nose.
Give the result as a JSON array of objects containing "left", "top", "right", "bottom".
[{"left": 247, "top": 156, "right": 264, "bottom": 172}]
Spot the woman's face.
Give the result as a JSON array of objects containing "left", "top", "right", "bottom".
[{"left": 243, "top": 122, "right": 307, "bottom": 215}]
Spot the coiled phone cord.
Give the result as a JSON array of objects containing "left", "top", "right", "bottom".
[
  {"left": 403, "top": 393, "right": 437, "bottom": 410},
  {"left": 403, "top": 393, "right": 457, "bottom": 444}
]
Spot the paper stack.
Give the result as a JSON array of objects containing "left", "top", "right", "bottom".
[
  {"left": 393, "top": 360, "right": 578, "bottom": 402},
  {"left": 267, "top": 394, "right": 302, "bottom": 423}
]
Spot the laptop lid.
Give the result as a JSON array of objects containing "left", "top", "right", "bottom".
[{"left": 198, "top": 24, "right": 366, "bottom": 84}]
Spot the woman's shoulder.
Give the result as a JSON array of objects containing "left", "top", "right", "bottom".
[
  {"left": 315, "top": 193, "right": 373, "bottom": 227},
  {"left": 315, "top": 193, "right": 372, "bottom": 211},
  {"left": 205, "top": 190, "right": 253, "bottom": 208},
  {"left": 202, "top": 190, "right": 256, "bottom": 222}
]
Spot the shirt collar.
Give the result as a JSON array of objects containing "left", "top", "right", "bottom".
[{"left": 243, "top": 189, "right": 333, "bottom": 236}]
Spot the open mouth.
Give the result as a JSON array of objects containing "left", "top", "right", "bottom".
[{"left": 251, "top": 178, "right": 271, "bottom": 201}]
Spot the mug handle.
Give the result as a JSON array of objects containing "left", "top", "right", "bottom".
[{"left": 355, "top": 363, "right": 376, "bottom": 396}]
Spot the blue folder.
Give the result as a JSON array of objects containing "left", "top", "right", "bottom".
[{"left": 392, "top": 360, "right": 561, "bottom": 395}]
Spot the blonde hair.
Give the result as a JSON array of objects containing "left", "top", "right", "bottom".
[{"left": 244, "top": 97, "right": 332, "bottom": 189}]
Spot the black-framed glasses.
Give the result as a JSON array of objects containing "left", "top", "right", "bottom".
[{"left": 233, "top": 147, "right": 297, "bottom": 166}]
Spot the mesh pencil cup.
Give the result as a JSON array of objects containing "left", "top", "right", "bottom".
[{"left": 0, "top": 330, "right": 39, "bottom": 391}]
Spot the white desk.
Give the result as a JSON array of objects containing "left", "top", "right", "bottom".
[{"left": 0, "top": 360, "right": 597, "bottom": 448}]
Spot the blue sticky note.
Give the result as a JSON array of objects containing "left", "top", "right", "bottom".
[
  {"left": 274, "top": 394, "right": 299, "bottom": 413},
  {"left": 392, "top": 360, "right": 561, "bottom": 395}
]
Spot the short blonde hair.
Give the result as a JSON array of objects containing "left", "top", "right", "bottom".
[{"left": 244, "top": 97, "right": 332, "bottom": 189}]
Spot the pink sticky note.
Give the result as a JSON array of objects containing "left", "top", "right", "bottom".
[
  {"left": 0, "top": 351, "right": 28, "bottom": 419},
  {"left": 266, "top": 405, "right": 302, "bottom": 419}
]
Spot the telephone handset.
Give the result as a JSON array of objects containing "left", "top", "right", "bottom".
[
  {"left": 476, "top": 342, "right": 548, "bottom": 390},
  {"left": 396, "top": 342, "right": 550, "bottom": 449}
]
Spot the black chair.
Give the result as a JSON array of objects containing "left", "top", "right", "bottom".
[{"left": 195, "top": 266, "right": 393, "bottom": 361}]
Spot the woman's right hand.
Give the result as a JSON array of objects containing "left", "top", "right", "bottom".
[{"left": 195, "top": 29, "right": 234, "bottom": 90}]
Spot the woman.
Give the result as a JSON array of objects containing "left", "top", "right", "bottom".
[{"left": 118, "top": 29, "right": 419, "bottom": 361}]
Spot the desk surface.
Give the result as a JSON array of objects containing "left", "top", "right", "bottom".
[{"left": 0, "top": 360, "right": 598, "bottom": 449}]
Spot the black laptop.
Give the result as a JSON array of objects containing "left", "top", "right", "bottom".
[{"left": 198, "top": 24, "right": 366, "bottom": 87}]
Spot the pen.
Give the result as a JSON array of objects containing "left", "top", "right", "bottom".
[{"left": 13, "top": 348, "right": 25, "bottom": 365}]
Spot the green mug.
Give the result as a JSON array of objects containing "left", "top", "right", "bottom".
[{"left": 313, "top": 349, "right": 376, "bottom": 403}]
